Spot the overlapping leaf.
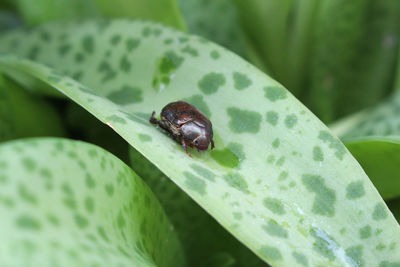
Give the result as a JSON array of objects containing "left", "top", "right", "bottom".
[
  {"left": 0, "top": 20, "right": 399, "bottom": 266},
  {"left": 330, "top": 89, "right": 400, "bottom": 200},
  {"left": 0, "top": 75, "right": 65, "bottom": 142},
  {"left": 0, "top": 138, "right": 184, "bottom": 266}
]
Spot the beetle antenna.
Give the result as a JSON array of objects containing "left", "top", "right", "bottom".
[{"left": 149, "top": 111, "right": 158, "bottom": 124}]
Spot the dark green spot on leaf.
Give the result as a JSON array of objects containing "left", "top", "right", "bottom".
[
  {"left": 266, "top": 111, "right": 279, "bottom": 126},
  {"left": 198, "top": 72, "right": 226, "bottom": 95},
  {"left": 227, "top": 107, "right": 261, "bottom": 134},
  {"left": 259, "top": 246, "right": 282, "bottom": 261},
  {"left": 264, "top": 86, "right": 287, "bottom": 102},
  {"left": 107, "top": 86, "right": 142, "bottom": 105},
  {"left": 223, "top": 173, "right": 248, "bottom": 194},
  {"left": 302, "top": 174, "right": 336, "bottom": 217},
  {"left": 313, "top": 146, "right": 324, "bottom": 162},
  {"left": 264, "top": 198, "right": 285, "bottom": 215},
  {"left": 16, "top": 215, "right": 41, "bottom": 230},
  {"left": 190, "top": 164, "right": 215, "bottom": 182},
  {"left": 233, "top": 72, "right": 252, "bottom": 90},
  {"left": 285, "top": 114, "right": 298, "bottom": 129},
  {"left": 184, "top": 171, "right": 206, "bottom": 195},
  {"left": 372, "top": 203, "right": 387, "bottom": 221},
  {"left": 346, "top": 181, "right": 365, "bottom": 200},
  {"left": 263, "top": 219, "right": 288, "bottom": 238}
]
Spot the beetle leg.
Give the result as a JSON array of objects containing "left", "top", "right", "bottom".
[
  {"left": 211, "top": 139, "right": 215, "bottom": 149},
  {"left": 182, "top": 139, "right": 192, "bottom": 157}
]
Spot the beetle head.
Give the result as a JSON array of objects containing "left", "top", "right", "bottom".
[{"left": 193, "top": 135, "right": 209, "bottom": 151}]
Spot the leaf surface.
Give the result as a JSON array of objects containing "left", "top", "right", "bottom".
[
  {"left": 0, "top": 138, "right": 184, "bottom": 266},
  {"left": 129, "top": 147, "right": 265, "bottom": 267}
]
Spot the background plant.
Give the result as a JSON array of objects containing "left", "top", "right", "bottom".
[{"left": 0, "top": 0, "right": 399, "bottom": 266}]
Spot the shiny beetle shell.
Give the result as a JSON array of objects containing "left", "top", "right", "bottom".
[{"left": 150, "top": 101, "right": 214, "bottom": 156}]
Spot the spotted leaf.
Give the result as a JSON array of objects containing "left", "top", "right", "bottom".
[
  {"left": 0, "top": 138, "right": 184, "bottom": 266},
  {"left": 129, "top": 147, "right": 264, "bottom": 266}
]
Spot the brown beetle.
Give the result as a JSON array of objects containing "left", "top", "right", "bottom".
[{"left": 150, "top": 101, "right": 214, "bottom": 157}]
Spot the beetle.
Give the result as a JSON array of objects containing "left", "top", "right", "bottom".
[{"left": 150, "top": 100, "right": 214, "bottom": 157}]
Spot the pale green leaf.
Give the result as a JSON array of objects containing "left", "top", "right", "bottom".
[
  {"left": 1, "top": 20, "right": 400, "bottom": 266},
  {"left": 129, "top": 147, "right": 265, "bottom": 267},
  {"left": 0, "top": 138, "right": 184, "bottom": 266}
]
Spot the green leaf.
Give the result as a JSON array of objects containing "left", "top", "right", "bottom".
[
  {"left": 394, "top": 49, "right": 400, "bottom": 92},
  {"left": 344, "top": 137, "right": 400, "bottom": 200},
  {"left": 14, "top": 0, "right": 101, "bottom": 25},
  {"left": 308, "top": 0, "right": 400, "bottom": 122},
  {"left": 179, "top": 0, "right": 246, "bottom": 57},
  {"left": 330, "top": 91, "right": 400, "bottom": 200},
  {"left": 14, "top": 0, "right": 185, "bottom": 31},
  {"left": 233, "top": 0, "right": 293, "bottom": 83},
  {"left": 0, "top": 138, "right": 184, "bottom": 266},
  {"left": 0, "top": 76, "right": 65, "bottom": 142},
  {"left": 129, "top": 147, "right": 264, "bottom": 267},
  {"left": 94, "top": 0, "right": 186, "bottom": 31},
  {"left": 387, "top": 197, "right": 400, "bottom": 224},
  {"left": 285, "top": 0, "right": 321, "bottom": 96},
  {"left": 234, "top": 0, "right": 321, "bottom": 97},
  {"left": 1, "top": 20, "right": 400, "bottom": 266}
]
